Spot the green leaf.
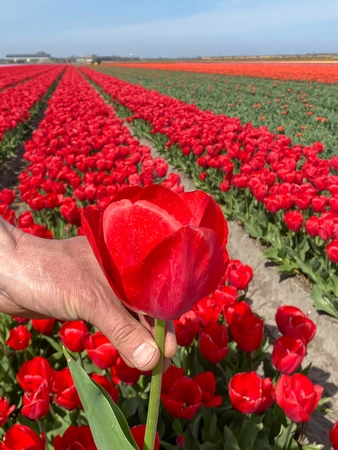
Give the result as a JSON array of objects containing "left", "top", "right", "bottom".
[
  {"left": 121, "top": 396, "right": 139, "bottom": 418},
  {"left": 276, "top": 263, "right": 298, "bottom": 275},
  {"left": 223, "top": 426, "right": 242, "bottom": 450},
  {"left": 261, "top": 247, "right": 283, "bottom": 262},
  {"left": 42, "top": 335, "right": 63, "bottom": 352},
  {"left": 302, "top": 445, "right": 324, "bottom": 450},
  {"left": 161, "top": 443, "right": 180, "bottom": 450},
  {"left": 253, "top": 439, "right": 272, "bottom": 450},
  {"left": 238, "top": 416, "right": 263, "bottom": 450},
  {"left": 244, "top": 221, "right": 263, "bottom": 238},
  {"left": 299, "top": 362, "right": 312, "bottom": 376},
  {"left": 311, "top": 286, "right": 338, "bottom": 317},
  {"left": 200, "top": 441, "right": 224, "bottom": 450},
  {"left": 63, "top": 348, "right": 138, "bottom": 450},
  {"left": 274, "top": 423, "right": 297, "bottom": 450}
]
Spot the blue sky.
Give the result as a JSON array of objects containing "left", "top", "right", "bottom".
[{"left": 1, "top": 0, "right": 338, "bottom": 57}]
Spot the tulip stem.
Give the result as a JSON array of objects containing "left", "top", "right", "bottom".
[
  {"left": 284, "top": 421, "right": 294, "bottom": 450},
  {"left": 143, "top": 319, "right": 166, "bottom": 450}
]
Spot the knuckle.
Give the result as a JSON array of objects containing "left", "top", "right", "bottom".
[{"left": 111, "top": 322, "right": 139, "bottom": 348}]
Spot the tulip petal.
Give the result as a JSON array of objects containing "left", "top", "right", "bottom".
[
  {"left": 110, "top": 186, "right": 142, "bottom": 204},
  {"left": 139, "top": 184, "right": 192, "bottom": 225},
  {"left": 122, "top": 225, "right": 225, "bottom": 320},
  {"left": 181, "top": 190, "right": 228, "bottom": 246},
  {"left": 130, "top": 200, "right": 182, "bottom": 260},
  {"left": 82, "top": 207, "right": 127, "bottom": 302},
  {"left": 102, "top": 199, "right": 135, "bottom": 270}
]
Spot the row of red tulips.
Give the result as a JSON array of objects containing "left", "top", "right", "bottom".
[
  {"left": 0, "top": 65, "right": 188, "bottom": 447},
  {"left": 0, "top": 65, "right": 337, "bottom": 448},
  {"left": 0, "top": 66, "right": 64, "bottom": 142},
  {"left": 0, "top": 66, "right": 64, "bottom": 166},
  {"left": 81, "top": 66, "right": 338, "bottom": 317},
  {"left": 0, "top": 64, "right": 57, "bottom": 91},
  {"left": 108, "top": 62, "right": 338, "bottom": 84}
]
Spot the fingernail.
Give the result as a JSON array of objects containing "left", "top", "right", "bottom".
[{"left": 132, "top": 342, "right": 157, "bottom": 368}]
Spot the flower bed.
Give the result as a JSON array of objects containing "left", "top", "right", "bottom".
[
  {"left": 0, "top": 66, "right": 64, "bottom": 165},
  {"left": 0, "top": 65, "right": 337, "bottom": 448},
  {"left": 104, "top": 62, "right": 338, "bottom": 84},
  {"left": 0, "top": 65, "right": 56, "bottom": 91},
  {"left": 81, "top": 66, "right": 338, "bottom": 318},
  {"left": 96, "top": 66, "right": 338, "bottom": 159}
]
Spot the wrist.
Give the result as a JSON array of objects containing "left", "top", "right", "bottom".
[{"left": 0, "top": 218, "right": 23, "bottom": 293}]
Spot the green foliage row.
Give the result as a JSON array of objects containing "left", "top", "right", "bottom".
[{"left": 96, "top": 66, "right": 338, "bottom": 159}]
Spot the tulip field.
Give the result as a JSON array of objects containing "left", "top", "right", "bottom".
[{"left": 0, "top": 63, "right": 338, "bottom": 449}]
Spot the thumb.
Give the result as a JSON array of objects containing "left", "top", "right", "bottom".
[{"left": 90, "top": 299, "right": 160, "bottom": 371}]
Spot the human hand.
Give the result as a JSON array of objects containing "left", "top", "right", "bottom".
[{"left": 0, "top": 219, "right": 177, "bottom": 371}]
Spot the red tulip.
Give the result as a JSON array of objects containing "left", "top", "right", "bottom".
[
  {"left": 272, "top": 336, "right": 306, "bottom": 374},
  {"left": 82, "top": 185, "right": 228, "bottom": 320},
  {"left": 162, "top": 364, "right": 184, "bottom": 395},
  {"left": 275, "top": 305, "right": 306, "bottom": 334},
  {"left": 284, "top": 316, "right": 316, "bottom": 346},
  {"left": 225, "top": 260, "right": 253, "bottom": 290},
  {"left": 54, "top": 426, "right": 97, "bottom": 450},
  {"left": 0, "top": 397, "right": 15, "bottom": 427},
  {"left": 174, "top": 311, "right": 200, "bottom": 347},
  {"left": 317, "top": 217, "right": 335, "bottom": 241},
  {"left": 330, "top": 421, "right": 338, "bottom": 450},
  {"left": 294, "top": 194, "right": 312, "bottom": 210},
  {"left": 176, "top": 435, "right": 186, "bottom": 449},
  {"left": 212, "top": 285, "right": 238, "bottom": 310},
  {"left": 199, "top": 322, "right": 229, "bottom": 363},
  {"left": 59, "top": 320, "right": 89, "bottom": 353},
  {"left": 17, "top": 357, "right": 54, "bottom": 392},
  {"left": 0, "top": 425, "right": 46, "bottom": 450},
  {"left": 226, "top": 302, "right": 264, "bottom": 352},
  {"left": 21, "top": 381, "right": 50, "bottom": 420},
  {"left": 161, "top": 377, "right": 203, "bottom": 419},
  {"left": 31, "top": 318, "right": 56, "bottom": 335},
  {"left": 326, "top": 240, "right": 338, "bottom": 263},
  {"left": 283, "top": 210, "right": 304, "bottom": 232},
  {"left": 264, "top": 195, "right": 281, "bottom": 214},
  {"left": 305, "top": 216, "right": 319, "bottom": 237},
  {"left": 5, "top": 325, "right": 31, "bottom": 350},
  {"left": 111, "top": 357, "right": 141, "bottom": 385},
  {"left": 0, "top": 189, "right": 15, "bottom": 205},
  {"left": 311, "top": 196, "right": 328, "bottom": 213},
  {"left": 194, "top": 372, "right": 222, "bottom": 407},
  {"left": 85, "top": 332, "right": 119, "bottom": 369},
  {"left": 228, "top": 372, "right": 275, "bottom": 414},
  {"left": 91, "top": 374, "right": 119, "bottom": 403},
  {"left": 12, "top": 315, "right": 29, "bottom": 324},
  {"left": 131, "top": 425, "right": 159, "bottom": 450},
  {"left": 193, "top": 296, "right": 222, "bottom": 325},
  {"left": 276, "top": 374, "right": 323, "bottom": 422},
  {"left": 51, "top": 368, "right": 81, "bottom": 410}
]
